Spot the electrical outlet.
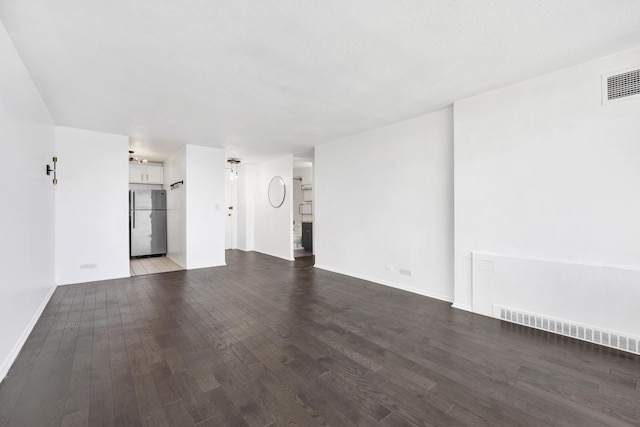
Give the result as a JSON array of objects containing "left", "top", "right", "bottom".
[
  {"left": 80, "top": 263, "right": 97, "bottom": 270},
  {"left": 399, "top": 268, "right": 412, "bottom": 277},
  {"left": 385, "top": 265, "right": 394, "bottom": 272}
]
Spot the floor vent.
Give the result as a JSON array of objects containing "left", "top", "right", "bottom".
[
  {"left": 603, "top": 68, "right": 640, "bottom": 103},
  {"left": 493, "top": 305, "right": 639, "bottom": 356}
]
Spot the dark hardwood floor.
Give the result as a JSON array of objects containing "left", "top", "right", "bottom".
[{"left": 1, "top": 250, "right": 639, "bottom": 426}]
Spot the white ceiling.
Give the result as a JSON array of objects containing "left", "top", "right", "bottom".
[{"left": 2, "top": 1, "right": 640, "bottom": 163}]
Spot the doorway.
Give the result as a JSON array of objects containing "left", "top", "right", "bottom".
[
  {"left": 129, "top": 184, "right": 184, "bottom": 276},
  {"left": 293, "top": 160, "right": 313, "bottom": 263}
]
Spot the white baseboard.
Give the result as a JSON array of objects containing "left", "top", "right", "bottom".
[
  {"left": 58, "top": 272, "right": 131, "bottom": 286},
  {"left": 0, "top": 285, "right": 56, "bottom": 381},
  {"left": 451, "top": 302, "right": 473, "bottom": 312},
  {"left": 314, "top": 264, "right": 453, "bottom": 303},
  {"left": 254, "top": 249, "right": 294, "bottom": 262}
]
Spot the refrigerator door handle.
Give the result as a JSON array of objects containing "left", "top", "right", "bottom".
[{"left": 132, "top": 192, "right": 136, "bottom": 228}]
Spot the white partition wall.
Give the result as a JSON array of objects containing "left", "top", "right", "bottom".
[
  {"left": 164, "top": 146, "right": 187, "bottom": 268},
  {"left": 164, "top": 144, "right": 226, "bottom": 269},
  {"left": 54, "top": 127, "right": 130, "bottom": 285},
  {"left": 251, "top": 155, "right": 294, "bottom": 261},
  {"left": 236, "top": 164, "right": 256, "bottom": 252},
  {"left": 185, "top": 145, "right": 226, "bottom": 269}
]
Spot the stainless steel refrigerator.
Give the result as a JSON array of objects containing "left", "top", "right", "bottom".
[{"left": 129, "top": 190, "right": 167, "bottom": 257}]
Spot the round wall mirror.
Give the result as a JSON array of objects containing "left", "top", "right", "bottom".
[{"left": 268, "top": 176, "right": 286, "bottom": 208}]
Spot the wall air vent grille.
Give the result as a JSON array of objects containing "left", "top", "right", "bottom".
[
  {"left": 494, "top": 305, "right": 639, "bottom": 356},
  {"left": 606, "top": 69, "right": 640, "bottom": 101}
]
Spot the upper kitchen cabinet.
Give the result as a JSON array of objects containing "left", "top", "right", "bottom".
[
  {"left": 145, "top": 164, "right": 163, "bottom": 183},
  {"left": 129, "top": 163, "right": 164, "bottom": 184}
]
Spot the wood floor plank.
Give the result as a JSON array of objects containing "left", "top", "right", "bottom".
[
  {"left": 245, "top": 344, "right": 356, "bottom": 427},
  {"left": 195, "top": 386, "right": 251, "bottom": 427},
  {"left": 123, "top": 335, "right": 169, "bottom": 427},
  {"left": 88, "top": 332, "right": 115, "bottom": 427},
  {"left": 1, "top": 250, "right": 639, "bottom": 426},
  {"left": 160, "top": 400, "right": 195, "bottom": 426},
  {"left": 4, "top": 286, "right": 78, "bottom": 427},
  {"left": 61, "top": 408, "right": 89, "bottom": 427},
  {"left": 0, "top": 287, "right": 69, "bottom": 427}
]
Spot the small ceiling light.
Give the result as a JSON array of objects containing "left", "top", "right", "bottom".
[
  {"left": 227, "top": 158, "right": 241, "bottom": 179},
  {"left": 129, "top": 150, "right": 148, "bottom": 164}
]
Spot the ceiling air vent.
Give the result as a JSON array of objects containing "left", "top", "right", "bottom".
[{"left": 603, "top": 68, "right": 640, "bottom": 104}]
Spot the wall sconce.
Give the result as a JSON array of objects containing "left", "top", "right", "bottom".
[{"left": 46, "top": 156, "right": 58, "bottom": 185}]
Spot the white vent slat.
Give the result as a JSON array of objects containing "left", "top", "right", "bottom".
[{"left": 494, "top": 305, "right": 640, "bottom": 356}]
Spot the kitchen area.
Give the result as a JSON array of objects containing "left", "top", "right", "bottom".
[
  {"left": 128, "top": 156, "right": 182, "bottom": 276},
  {"left": 51, "top": 130, "right": 227, "bottom": 286}
]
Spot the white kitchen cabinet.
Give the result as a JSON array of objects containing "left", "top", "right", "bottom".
[
  {"left": 129, "top": 163, "right": 163, "bottom": 184},
  {"left": 145, "top": 164, "right": 163, "bottom": 184},
  {"left": 129, "top": 163, "right": 145, "bottom": 183}
]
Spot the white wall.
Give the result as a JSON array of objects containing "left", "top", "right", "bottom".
[
  {"left": 0, "top": 20, "right": 56, "bottom": 379},
  {"left": 55, "top": 127, "right": 130, "bottom": 285},
  {"left": 185, "top": 145, "right": 226, "bottom": 269},
  {"left": 224, "top": 166, "right": 238, "bottom": 249},
  {"left": 454, "top": 48, "right": 640, "bottom": 333},
  {"left": 315, "top": 108, "right": 454, "bottom": 302},
  {"left": 252, "top": 155, "right": 294, "bottom": 260},
  {"left": 294, "top": 165, "right": 313, "bottom": 186},
  {"left": 164, "top": 146, "right": 187, "bottom": 267},
  {"left": 236, "top": 164, "right": 256, "bottom": 252},
  {"left": 163, "top": 144, "right": 226, "bottom": 269}
]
